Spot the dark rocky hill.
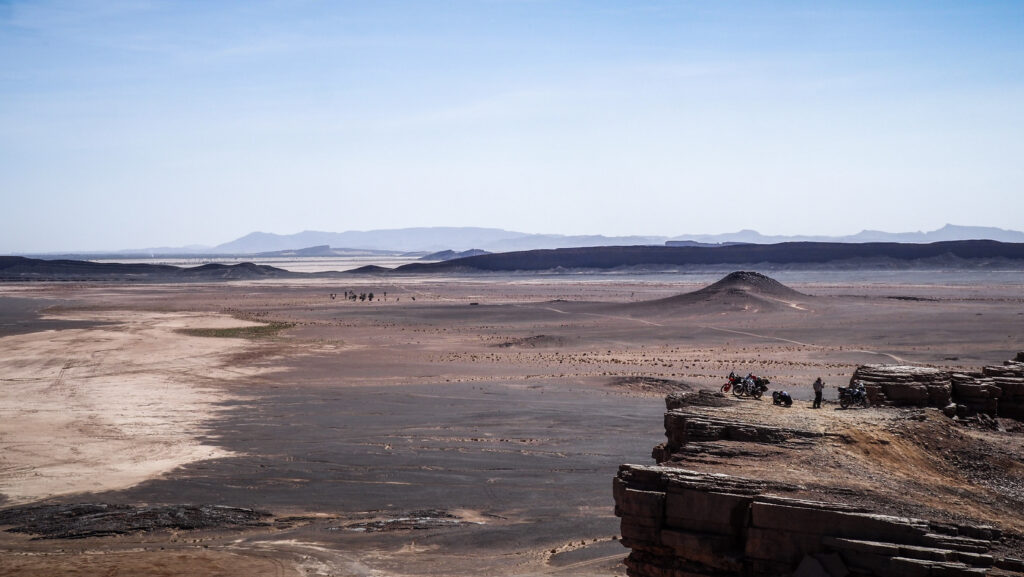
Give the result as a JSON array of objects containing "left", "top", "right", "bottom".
[
  {"left": 634, "top": 271, "right": 811, "bottom": 313},
  {"left": 0, "top": 257, "right": 293, "bottom": 281},
  {"left": 421, "top": 249, "right": 491, "bottom": 261},
  {"left": 689, "top": 271, "right": 807, "bottom": 299},
  {"left": 175, "top": 262, "right": 287, "bottom": 280},
  {"left": 394, "top": 240, "right": 1024, "bottom": 273}
]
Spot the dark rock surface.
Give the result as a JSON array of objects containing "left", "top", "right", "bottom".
[
  {"left": 0, "top": 503, "right": 271, "bottom": 539},
  {"left": 339, "top": 510, "right": 469, "bottom": 533}
]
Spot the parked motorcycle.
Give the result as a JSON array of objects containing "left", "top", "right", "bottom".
[
  {"left": 838, "top": 381, "right": 870, "bottom": 409},
  {"left": 733, "top": 374, "right": 769, "bottom": 399},
  {"left": 772, "top": 390, "right": 793, "bottom": 407},
  {"left": 720, "top": 372, "right": 744, "bottom": 393}
]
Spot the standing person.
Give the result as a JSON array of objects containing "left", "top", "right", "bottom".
[{"left": 812, "top": 377, "right": 824, "bottom": 409}]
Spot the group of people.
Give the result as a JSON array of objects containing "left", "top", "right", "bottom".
[
  {"left": 768, "top": 376, "right": 825, "bottom": 408},
  {"left": 727, "top": 373, "right": 839, "bottom": 409}
]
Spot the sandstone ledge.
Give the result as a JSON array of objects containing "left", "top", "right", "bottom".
[
  {"left": 852, "top": 353, "right": 1024, "bottom": 420},
  {"left": 653, "top": 411, "right": 827, "bottom": 464},
  {"left": 614, "top": 464, "right": 1019, "bottom": 577}
]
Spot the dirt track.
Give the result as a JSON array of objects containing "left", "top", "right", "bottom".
[{"left": 0, "top": 274, "right": 1022, "bottom": 575}]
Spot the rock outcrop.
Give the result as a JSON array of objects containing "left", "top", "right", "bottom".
[
  {"left": 665, "top": 390, "right": 734, "bottom": 410},
  {"left": 851, "top": 364, "right": 952, "bottom": 407},
  {"left": 614, "top": 464, "right": 1019, "bottom": 577},
  {"left": 613, "top": 391, "right": 1024, "bottom": 576},
  {"left": 0, "top": 503, "right": 270, "bottom": 539},
  {"left": 982, "top": 360, "right": 1024, "bottom": 420},
  {"left": 851, "top": 354, "right": 1024, "bottom": 419},
  {"left": 652, "top": 411, "right": 825, "bottom": 464}
]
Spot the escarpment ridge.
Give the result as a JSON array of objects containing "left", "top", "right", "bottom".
[
  {"left": 0, "top": 256, "right": 295, "bottom": 281},
  {"left": 396, "top": 240, "right": 1024, "bottom": 272}
]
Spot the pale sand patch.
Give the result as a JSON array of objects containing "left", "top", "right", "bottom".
[{"left": 0, "top": 310, "right": 273, "bottom": 505}]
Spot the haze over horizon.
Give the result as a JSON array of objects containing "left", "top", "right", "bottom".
[{"left": 3, "top": 2, "right": 1023, "bottom": 253}]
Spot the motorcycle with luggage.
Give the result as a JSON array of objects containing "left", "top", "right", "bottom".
[
  {"left": 734, "top": 373, "right": 770, "bottom": 399},
  {"left": 838, "top": 381, "right": 870, "bottom": 409}
]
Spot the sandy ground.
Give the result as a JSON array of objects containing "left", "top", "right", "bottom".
[
  {"left": 0, "top": 309, "right": 270, "bottom": 505},
  {"left": 0, "top": 273, "right": 1022, "bottom": 576}
]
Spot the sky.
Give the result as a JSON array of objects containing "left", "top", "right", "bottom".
[{"left": 2, "top": 1, "right": 1023, "bottom": 252}]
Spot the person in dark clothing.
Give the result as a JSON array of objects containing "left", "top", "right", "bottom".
[{"left": 812, "top": 377, "right": 824, "bottom": 409}]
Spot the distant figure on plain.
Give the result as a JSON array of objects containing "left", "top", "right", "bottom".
[{"left": 812, "top": 377, "right": 824, "bottom": 409}]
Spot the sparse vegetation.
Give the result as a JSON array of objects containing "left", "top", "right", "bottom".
[{"left": 177, "top": 321, "right": 294, "bottom": 339}]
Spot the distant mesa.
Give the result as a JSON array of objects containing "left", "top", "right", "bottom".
[
  {"left": 420, "top": 249, "right": 491, "bottom": 262},
  {"left": 255, "top": 245, "right": 409, "bottom": 258},
  {"left": 257, "top": 244, "right": 336, "bottom": 257},
  {"left": 642, "top": 271, "right": 810, "bottom": 312}
]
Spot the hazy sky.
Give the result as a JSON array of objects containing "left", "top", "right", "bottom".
[{"left": 2, "top": 1, "right": 1023, "bottom": 252}]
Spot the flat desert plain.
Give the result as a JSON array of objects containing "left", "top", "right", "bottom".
[{"left": 1, "top": 272, "right": 1022, "bottom": 576}]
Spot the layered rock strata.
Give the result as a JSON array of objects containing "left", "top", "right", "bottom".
[
  {"left": 652, "top": 411, "right": 826, "bottom": 464},
  {"left": 982, "top": 360, "right": 1024, "bottom": 420},
  {"left": 850, "top": 364, "right": 951, "bottom": 408},
  {"left": 851, "top": 354, "right": 1024, "bottom": 419},
  {"left": 614, "top": 464, "right": 1019, "bottom": 577}
]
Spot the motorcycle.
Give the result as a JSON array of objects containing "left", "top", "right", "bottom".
[
  {"left": 733, "top": 374, "right": 769, "bottom": 399},
  {"left": 838, "top": 381, "right": 870, "bottom": 409},
  {"left": 720, "top": 372, "right": 744, "bottom": 393},
  {"left": 772, "top": 390, "right": 793, "bottom": 407}
]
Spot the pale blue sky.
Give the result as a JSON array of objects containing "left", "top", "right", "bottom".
[{"left": 2, "top": 1, "right": 1022, "bottom": 252}]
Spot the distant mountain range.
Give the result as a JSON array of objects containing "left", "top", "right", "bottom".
[
  {"left": 180, "top": 224, "right": 1024, "bottom": 254},
  {"left": 19, "top": 224, "right": 1024, "bottom": 257},
  {"left": 206, "top": 227, "right": 670, "bottom": 254},
  {"left": 668, "top": 224, "right": 1024, "bottom": 245}
]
